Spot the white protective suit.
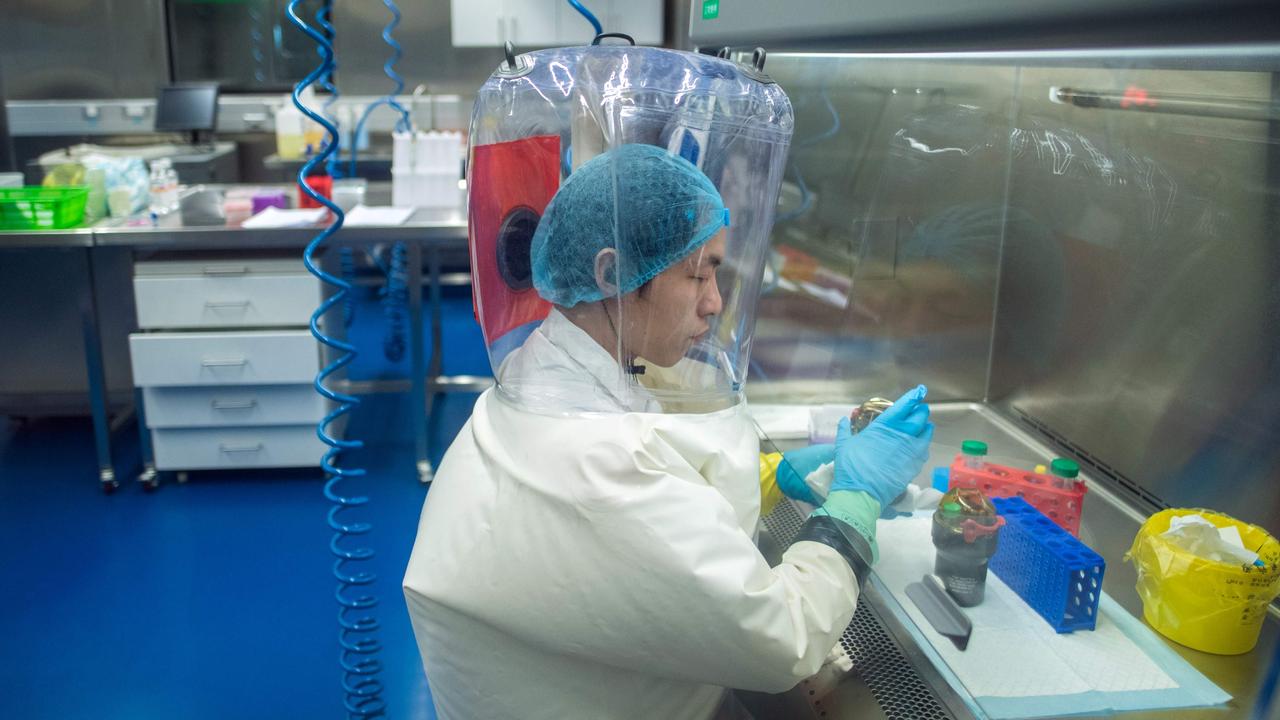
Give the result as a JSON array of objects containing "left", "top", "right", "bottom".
[{"left": 403, "top": 309, "right": 861, "bottom": 720}]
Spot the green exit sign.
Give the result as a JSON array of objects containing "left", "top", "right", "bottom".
[{"left": 702, "top": 0, "right": 720, "bottom": 20}]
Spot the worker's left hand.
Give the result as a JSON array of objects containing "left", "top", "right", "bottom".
[{"left": 777, "top": 443, "right": 835, "bottom": 504}]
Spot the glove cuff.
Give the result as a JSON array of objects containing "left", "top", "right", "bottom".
[
  {"left": 811, "top": 490, "right": 881, "bottom": 562},
  {"left": 794, "top": 514, "right": 876, "bottom": 588}
]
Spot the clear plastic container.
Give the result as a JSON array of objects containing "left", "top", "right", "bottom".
[
  {"left": 149, "top": 159, "right": 174, "bottom": 216},
  {"left": 275, "top": 88, "right": 324, "bottom": 160},
  {"left": 808, "top": 404, "right": 857, "bottom": 444},
  {"left": 961, "top": 439, "right": 989, "bottom": 471},
  {"left": 83, "top": 168, "right": 108, "bottom": 224},
  {"left": 1050, "top": 457, "right": 1079, "bottom": 490},
  {"left": 165, "top": 167, "right": 180, "bottom": 213},
  {"left": 275, "top": 108, "right": 306, "bottom": 160},
  {"left": 331, "top": 178, "right": 368, "bottom": 213}
]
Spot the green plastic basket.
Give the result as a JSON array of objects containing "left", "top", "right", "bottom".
[{"left": 0, "top": 186, "right": 90, "bottom": 230}]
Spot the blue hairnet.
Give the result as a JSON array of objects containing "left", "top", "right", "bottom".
[{"left": 531, "top": 144, "right": 729, "bottom": 307}]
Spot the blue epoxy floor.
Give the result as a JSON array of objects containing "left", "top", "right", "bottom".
[{"left": 0, "top": 286, "right": 487, "bottom": 719}]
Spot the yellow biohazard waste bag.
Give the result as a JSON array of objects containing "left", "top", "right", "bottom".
[{"left": 1128, "top": 508, "right": 1280, "bottom": 655}]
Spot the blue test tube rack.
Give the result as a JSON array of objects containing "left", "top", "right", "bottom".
[{"left": 990, "top": 496, "right": 1106, "bottom": 633}]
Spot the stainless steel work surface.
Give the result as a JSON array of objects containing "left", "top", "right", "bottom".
[
  {"left": 0, "top": 227, "right": 95, "bottom": 248},
  {"left": 0, "top": 199, "right": 466, "bottom": 250},
  {"left": 93, "top": 206, "right": 468, "bottom": 249},
  {"left": 754, "top": 402, "right": 1271, "bottom": 719}
]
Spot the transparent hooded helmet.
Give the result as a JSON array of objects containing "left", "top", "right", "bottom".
[{"left": 467, "top": 45, "right": 793, "bottom": 415}]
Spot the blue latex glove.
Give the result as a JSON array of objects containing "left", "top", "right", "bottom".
[
  {"left": 831, "top": 385, "right": 935, "bottom": 509},
  {"left": 776, "top": 443, "right": 835, "bottom": 505}
]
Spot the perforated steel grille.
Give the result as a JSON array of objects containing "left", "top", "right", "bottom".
[
  {"left": 761, "top": 494, "right": 807, "bottom": 542},
  {"left": 763, "top": 501, "right": 953, "bottom": 720}
]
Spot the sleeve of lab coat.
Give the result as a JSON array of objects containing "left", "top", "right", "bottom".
[{"left": 541, "top": 439, "right": 862, "bottom": 693}]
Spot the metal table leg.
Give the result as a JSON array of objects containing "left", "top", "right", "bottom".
[
  {"left": 424, "top": 243, "right": 446, "bottom": 478},
  {"left": 408, "top": 240, "right": 432, "bottom": 484},
  {"left": 134, "top": 386, "right": 158, "bottom": 491},
  {"left": 82, "top": 248, "right": 117, "bottom": 493}
]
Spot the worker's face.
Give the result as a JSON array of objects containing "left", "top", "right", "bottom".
[{"left": 622, "top": 230, "right": 726, "bottom": 367}]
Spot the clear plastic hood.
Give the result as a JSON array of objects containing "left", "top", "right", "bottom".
[{"left": 467, "top": 45, "right": 793, "bottom": 415}]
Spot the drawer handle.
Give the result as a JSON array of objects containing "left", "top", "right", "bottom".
[
  {"left": 203, "top": 265, "right": 250, "bottom": 276},
  {"left": 201, "top": 357, "right": 248, "bottom": 368},
  {"left": 205, "top": 300, "right": 251, "bottom": 309},
  {"left": 219, "top": 442, "right": 264, "bottom": 453},
  {"left": 211, "top": 399, "right": 258, "bottom": 410}
]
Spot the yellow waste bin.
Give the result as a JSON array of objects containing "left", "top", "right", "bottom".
[{"left": 1128, "top": 508, "right": 1280, "bottom": 655}]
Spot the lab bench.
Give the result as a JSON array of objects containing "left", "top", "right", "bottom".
[
  {"left": 0, "top": 197, "right": 475, "bottom": 491},
  {"left": 746, "top": 402, "right": 1274, "bottom": 720}
]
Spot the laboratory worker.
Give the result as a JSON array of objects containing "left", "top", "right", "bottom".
[
  {"left": 405, "top": 46, "right": 932, "bottom": 720},
  {"left": 404, "top": 145, "right": 934, "bottom": 718}
]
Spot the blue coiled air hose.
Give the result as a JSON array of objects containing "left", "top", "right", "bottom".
[
  {"left": 339, "top": 245, "right": 357, "bottom": 329},
  {"left": 557, "top": 0, "right": 603, "bottom": 175},
  {"left": 248, "top": 4, "right": 267, "bottom": 84},
  {"left": 349, "top": 0, "right": 412, "bottom": 179},
  {"left": 766, "top": 90, "right": 842, "bottom": 296},
  {"left": 287, "top": 2, "right": 386, "bottom": 717},
  {"left": 348, "top": 0, "right": 412, "bottom": 364},
  {"left": 777, "top": 89, "right": 840, "bottom": 225},
  {"left": 315, "top": 0, "right": 358, "bottom": 328},
  {"left": 316, "top": 0, "right": 344, "bottom": 180},
  {"left": 382, "top": 242, "right": 409, "bottom": 363},
  {"left": 567, "top": 0, "right": 604, "bottom": 36}
]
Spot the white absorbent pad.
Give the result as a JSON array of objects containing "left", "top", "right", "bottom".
[{"left": 872, "top": 513, "right": 1231, "bottom": 718}]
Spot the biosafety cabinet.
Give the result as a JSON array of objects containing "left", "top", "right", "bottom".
[{"left": 698, "top": 2, "right": 1280, "bottom": 718}]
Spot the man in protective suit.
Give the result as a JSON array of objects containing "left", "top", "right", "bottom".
[{"left": 404, "top": 143, "right": 932, "bottom": 719}]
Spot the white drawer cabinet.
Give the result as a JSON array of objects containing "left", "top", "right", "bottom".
[
  {"left": 151, "top": 425, "right": 325, "bottom": 471},
  {"left": 134, "top": 273, "right": 319, "bottom": 329},
  {"left": 131, "top": 257, "right": 327, "bottom": 475},
  {"left": 141, "top": 385, "right": 327, "bottom": 428},
  {"left": 129, "top": 331, "right": 318, "bottom": 387}
]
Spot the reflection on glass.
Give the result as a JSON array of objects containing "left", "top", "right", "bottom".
[
  {"left": 751, "top": 49, "right": 1280, "bottom": 531},
  {"left": 752, "top": 57, "right": 1016, "bottom": 402},
  {"left": 169, "top": 0, "right": 328, "bottom": 92}
]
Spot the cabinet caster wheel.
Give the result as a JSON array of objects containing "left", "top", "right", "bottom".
[{"left": 176, "top": 471, "right": 189, "bottom": 484}]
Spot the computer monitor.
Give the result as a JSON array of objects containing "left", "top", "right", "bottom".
[{"left": 154, "top": 83, "right": 219, "bottom": 145}]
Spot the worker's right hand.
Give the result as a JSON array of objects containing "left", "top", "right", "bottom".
[{"left": 828, "top": 385, "right": 934, "bottom": 509}]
